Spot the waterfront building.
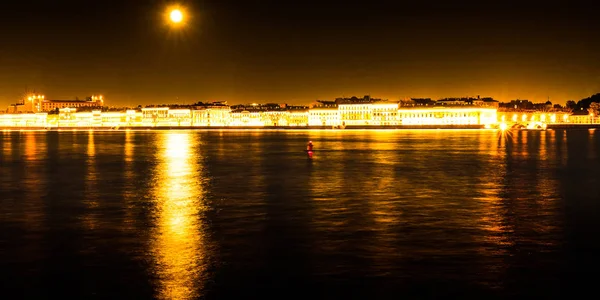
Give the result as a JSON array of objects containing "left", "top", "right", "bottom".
[
  {"left": 40, "top": 96, "right": 104, "bottom": 112},
  {"left": 337, "top": 95, "right": 388, "bottom": 126},
  {"left": 398, "top": 107, "right": 497, "bottom": 126},
  {"left": 436, "top": 98, "right": 469, "bottom": 106},
  {"left": 167, "top": 109, "right": 192, "bottom": 126},
  {"left": 91, "top": 110, "right": 103, "bottom": 126},
  {"left": 141, "top": 107, "right": 169, "bottom": 126},
  {"left": 497, "top": 111, "right": 572, "bottom": 125},
  {"left": 0, "top": 112, "right": 47, "bottom": 127},
  {"left": 7, "top": 102, "right": 34, "bottom": 113},
  {"left": 569, "top": 110, "right": 596, "bottom": 124},
  {"left": 55, "top": 108, "right": 77, "bottom": 127},
  {"left": 479, "top": 97, "right": 500, "bottom": 108},
  {"left": 371, "top": 102, "right": 400, "bottom": 125},
  {"left": 72, "top": 111, "right": 95, "bottom": 127},
  {"left": 191, "top": 103, "right": 231, "bottom": 126},
  {"left": 338, "top": 103, "right": 373, "bottom": 125},
  {"left": 100, "top": 111, "right": 128, "bottom": 127},
  {"left": 262, "top": 111, "right": 288, "bottom": 126},
  {"left": 229, "top": 110, "right": 264, "bottom": 126},
  {"left": 308, "top": 107, "right": 339, "bottom": 126},
  {"left": 286, "top": 109, "right": 309, "bottom": 126},
  {"left": 4, "top": 94, "right": 597, "bottom": 129},
  {"left": 6, "top": 94, "right": 46, "bottom": 113},
  {"left": 311, "top": 100, "right": 337, "bottom": 108},
  {"left": 125, "top": 110, "right": 143, "bottom": 126},
  {"left": 407, "top": 98, "right": 435, "bottom": 106},
  {"left": 435, "top": 96, "right": 500, "bottom": 108}
]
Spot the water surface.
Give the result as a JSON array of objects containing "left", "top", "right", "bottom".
[{"left": 1, "top": 129, "right": 599, "bottom": 299}]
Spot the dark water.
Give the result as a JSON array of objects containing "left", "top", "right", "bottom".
[{"left": 1, "top": 129, "right": 599, "bottom": 299}]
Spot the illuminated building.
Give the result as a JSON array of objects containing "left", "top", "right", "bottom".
[
  {"left": 6, "top": 94, "right": 45, "bottom": 113},
  {"left": 229, "top": 110, "right": 264, "bottom": 126},
  {"left": 337, "top": 96, "right": 384, "bottom": 126},
  {"left": 398, "top": 107, "right": 497, "bottom": 126},
  {"left": 167, "top": 109, "right": 192, "bottom": 126},
  {"left": 338, "top": 103, "right": 373, "bottom": 125},
  {"left": 142, "top": 107, "right": 170, "bottom": 126},
  {"left": 2, "top": 95, "right": 595, "bottom": 129},
  {"left": 125, "top": 110, "right": 143, "bottom": 126},
  {"left": 0, "top": 113, "right": 48, "bottom": 127},
  {"left": 496, "top": 111, "right": 572, "bottom": 125},
  {"left": 435, "top": 96, "right": 499, "bottom": 108},
  {"left": 40, "top": 95, "right": 104, "bottom": 112},
  {"left": 6, "top": 103, "right": 30, "bottom": 113},
  {"left": 308, "top": 107, "right": 339, "bottom": 126},
  {"left": 191, "top": 103, "right": 230, "bottom": 126},
  {"left": 569, "top": 110, "right": 596, "bottom": 124},
  {"left": 262, "top": 111, "right": 288, "bottom": 126},
  {"left": 371, "top": 102, "right": 400, "bottom": 125},
  {"left": 100, "top": 111, "right": 127, "bottom": 127},
  {"left": 286, "top": 109, "right": 309, "bottom": 126}
]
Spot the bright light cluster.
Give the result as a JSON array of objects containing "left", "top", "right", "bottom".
[{"left": 27, "top": 94, "right": 44, "bottom": 101}]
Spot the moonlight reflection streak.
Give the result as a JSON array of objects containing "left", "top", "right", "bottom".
[{"left": 150, "top": 131, "right": 209, "bottom": 300}]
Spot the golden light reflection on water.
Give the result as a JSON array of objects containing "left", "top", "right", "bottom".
[
  {"left": 476, "top": 134, "right": 513, "bottom": 263},
  {"left": 368, "top": 138, "right": 403, "bottom": 273},
  {"left": 589, "top": 129, "right": 597, "bottom": 159},
  {"left": 369, "top": 135, "right": 400, "bottom": 225},
  {"left": 122, "top": 130, "right": 136, "bottom": 232},
  {"left": 534, "top": 133, "right": 561, "bottom": 244},
  {"left": 247, "top": 133, "right": 266, "bottom": 190},
  {"left": 87, "top": 131, "right": 96, "bottom": 158},
  {"left": 150, "top": 131, "right": 208, "bottom": 300},
  {"left": 83, "top": 131, "right": 99, "bottom": 230},
  {"left": 547, "top": 130, "right": 562, "bottom": 163},
  {"left": 23, "top": 132, "right": 47, "bottom": 229},
  {"left": 2, "top": 132, "right": 13, "bottom": 157},
  {"left": 125, "top": 130, "right": 134, "bottom": 162},
  {"left": 22, "top": 132, "right": 47, "bottom": 161},
  {"left": 539, "top": 131, "right": 547, "bottom": 159},
  {"left": 560, "top": 130, "right": 568, "bottom": 167},
  {"left": 493, "top": 129, "right": 562, "bottom": 260},
  {"left": 24, "top": 132, "right": 36, "bottom": 160}
]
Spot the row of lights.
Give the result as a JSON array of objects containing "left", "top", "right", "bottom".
[
  {"left": 501, "top": 113, "right": 569, "bottom": 123},
  {"left": 27, "top": 94, "right": 105, "bottom": 101},
  {"left": 28, "top": 95, "right": 45, "bottom": 101}
]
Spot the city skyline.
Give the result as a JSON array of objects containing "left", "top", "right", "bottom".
[{"left": 1, "top": 1, "right": 599, "bottom": 107}]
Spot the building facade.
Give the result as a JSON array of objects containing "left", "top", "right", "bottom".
[
  {"left": 398, "top": 107, "right": 497, "bottom": 126},
  {"left": 7, "top": 95, "right": 595, "bottom": 129},
  {"left": 308, "top": 108, "right": 339, "bottom": 126}
]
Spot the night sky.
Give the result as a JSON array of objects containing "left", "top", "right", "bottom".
[{"left": 1, "top": 0, "right": 599, "bottom": 107}]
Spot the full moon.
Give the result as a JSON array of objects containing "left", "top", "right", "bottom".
[{"left": 170, "top": 9, "right": 183, "bottom": 23}]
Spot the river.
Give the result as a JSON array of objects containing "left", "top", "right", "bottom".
[{"left": 1, "top": 129, "right": 599, "bottom": 299}]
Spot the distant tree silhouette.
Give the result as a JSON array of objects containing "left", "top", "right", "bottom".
[
  {"left": 576, "top": 93, "right": 600, "bottom": 109},
  {"left": 566, "top": 100, "right": 577, "bottom": 110},
  {"left": 590, "top": 102, "right": 600, "bottom": 116}
]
